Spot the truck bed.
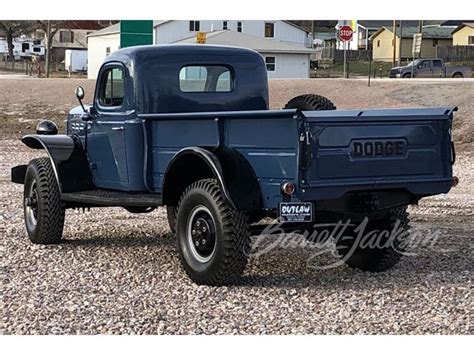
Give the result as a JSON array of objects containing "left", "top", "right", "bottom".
[{"left": 140, "top": 106, "right": 455, "bottom": 209}]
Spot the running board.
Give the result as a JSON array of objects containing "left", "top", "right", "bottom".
[{"left": 61, "top": 189, "right": 162, "bottom": 207}]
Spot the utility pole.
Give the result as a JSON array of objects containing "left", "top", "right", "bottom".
[
  {"left": 392, "top": 20, "right": 397, "bottom": 68},
  {"left": 45, "top": 20, "right": 51, "bottom": 78},
  {"left": 417, "top": 20, "right": 423, "bottom": 59},
  {"left": 398, "top": 20, "right": 403, "bottom": 66},
  {"left": 311, "top": 20, "right": 315, "bottom": 48}
]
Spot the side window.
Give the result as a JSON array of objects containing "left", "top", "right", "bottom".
[
  {"left": 179, "top": 65, "right": 233, "bottom": 92},
  {"left": 422, "top": 60, "right": 431, "bottom": 69},
  {"left": 100, "top": 67, "right": 124, "bottom": 107},
  {"left": 433, "top": 60, "right": 443, "bottom": 68}
]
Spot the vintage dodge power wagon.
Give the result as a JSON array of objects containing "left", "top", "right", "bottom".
[{"left": 11, "top": 45, "right": 458, "bottom": 285}]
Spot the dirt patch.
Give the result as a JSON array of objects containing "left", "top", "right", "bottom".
[{"left": 0, "top": 77, "right": 472, "bottom": 152}]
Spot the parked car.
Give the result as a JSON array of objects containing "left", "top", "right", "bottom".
[
  {"left": 389, "top": 58, "right": 471, "bottom": 78},
  {"left": 11, "top": 45, "right": 458, "bottom": 285}
]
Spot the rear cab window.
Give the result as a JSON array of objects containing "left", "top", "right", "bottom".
[{"left": 179, "top": 65, "right": 233, "bottom": 92}]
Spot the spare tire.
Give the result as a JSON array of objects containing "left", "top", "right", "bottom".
[{"left": 284, "top": 94, "right": 336, "bottom": 111}]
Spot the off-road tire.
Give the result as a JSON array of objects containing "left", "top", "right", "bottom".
[
  {"left": 24, "top": 157, "right": 65, "bottom": 244},
  {"left": 166, "top": 205, "right": 177, "bottom": 233},
  {"left": 335, "top": 207, "right": 410, "bottom": 272},
  {"left": 284, "top": 94, "right": 336, "bottom": 111},
  {"left": 176, "top": 178, "right": 250, "bottom": 285}
]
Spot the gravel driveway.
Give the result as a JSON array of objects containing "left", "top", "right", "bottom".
[{"left": 1, "top": 78, "right": 472, "bottom": 334}]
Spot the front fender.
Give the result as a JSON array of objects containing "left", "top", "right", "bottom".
[{"left": 15, "top": 134, "right": 92, "bottom": 193}]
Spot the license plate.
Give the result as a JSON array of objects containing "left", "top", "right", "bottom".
[{"left": 279, "top": 202, "right": 313, "bottom": 223}]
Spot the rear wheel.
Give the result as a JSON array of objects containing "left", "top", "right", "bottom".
[
  {"left": 453, "top": 73, "right": 463, "bottom": 78},
  {"left": 23, "top": 158, "right": 65, "bottom": 244},
  {"left": 176, "top": 178, "right": 250, "bottom": 285},
  {"left": 284, "top": 93, "right": 336, "bottom": 111},
  {"left": 335, "top": 207, "right": 410, "bottom": 272}
]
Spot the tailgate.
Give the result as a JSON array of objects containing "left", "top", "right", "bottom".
[{"left": 299, "top": 107, "right": 456, "bottom": 200}]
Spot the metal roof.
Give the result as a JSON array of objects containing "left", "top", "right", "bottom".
[
  {"left": 173, "top": 30, "right": 314, "bottom": 54},
  {"left": 451, "top": 23, "right": 474, "bottom": 34},
  {"left": 370, "top": 26, "right": 454, "bottom": 40},
  {"left": 87, "top": 21, "right": 161, "bottom": 37}
]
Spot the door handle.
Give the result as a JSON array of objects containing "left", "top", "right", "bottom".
[{"left": 111, "top": 126, "right": 124, "bottom": 131}]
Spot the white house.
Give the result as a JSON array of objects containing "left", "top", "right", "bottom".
[
  {"left": 86, "top": 23, "right": 121, "bottom": 79},
  {"left": 175, "top": 30, "right": 314, "bottom": 79},
  {"left": 154, "top": 20, "right": 311, "bottom": 47},
  {"left": 87, "top": 20, "right": 313, "bottom": 79}
]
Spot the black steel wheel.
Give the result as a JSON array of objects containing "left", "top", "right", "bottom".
[
  {"left": 176, "top": 178, "right": 249, "bottom": 285},
  {"left": 23, "top": 157, "right": 65, "bottom": 244}
]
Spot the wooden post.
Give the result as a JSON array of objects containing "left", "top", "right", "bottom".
[
  {"left": 398, "top": 20, "right": 403, "bottom": 66},
  {"left": 392, "top": 20, "right": 397, "bottom": 67}
]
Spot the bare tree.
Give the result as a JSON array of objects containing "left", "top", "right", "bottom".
[
  {"left": 0, "top": 21, "right": 37, "bottom": 69},
  {"left": 36, "top": 21, "right": 66, "bottom": 77}
]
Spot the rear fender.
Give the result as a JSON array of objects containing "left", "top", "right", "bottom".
[{"left": 162, "top": 147, "right": 262, "bottom": 212}]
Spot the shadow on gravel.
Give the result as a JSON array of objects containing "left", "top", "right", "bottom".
[{"left": 64, "top": 234, "right": 176, "bottom": 247}]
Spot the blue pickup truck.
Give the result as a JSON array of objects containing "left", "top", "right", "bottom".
[{"left": 11, "top": 45, "right": 457, "bottom": 285}]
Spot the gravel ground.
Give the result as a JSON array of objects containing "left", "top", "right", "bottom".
[{"left": 1, "top": 77, "right": 473, "bottom": 334}]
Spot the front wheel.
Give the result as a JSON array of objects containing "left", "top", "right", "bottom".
[
  {"left": 23, "top": 157, "right": 65, "bottom": 244},
  {"left": 176, "top": 178, "right": 250, "bottom": 285},
  {"left": 453, "top": 73, "right": 463, "bottom": 78}
]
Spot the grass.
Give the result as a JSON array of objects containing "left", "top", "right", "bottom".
[{"left": 313, "top": 60, "right": 474, "bottom": 78}]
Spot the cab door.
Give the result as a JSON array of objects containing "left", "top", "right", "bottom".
[
  {"left": 432, "top": 59, "right": 444, "bottom": 77},
  {"left": 87, "top": 64, "right": 130, "bottom": 190},
  {"left": 415, "top": 60, "right": 433, "bottom": 78}
]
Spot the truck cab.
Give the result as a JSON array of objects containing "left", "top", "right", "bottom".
[{"left": 12, "top": 45, "right": 458, "bottom": 286}]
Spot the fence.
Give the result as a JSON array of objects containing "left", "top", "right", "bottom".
[
  {"left": 313, "top": 47, "right": 373, "bottom": 63},
  {"left": 1, "top": 56, "right": 64, "bottom": 73},
  {"left": 436, "top": 45, "right": 474, "bottom": 62}
]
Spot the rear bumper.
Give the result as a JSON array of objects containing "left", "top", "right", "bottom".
[
  {"left": 297, "top": 177, "right": 453, "bottom": 201},
  {"left": 11, "top": 165, "right": 27, "bottom": 184}
]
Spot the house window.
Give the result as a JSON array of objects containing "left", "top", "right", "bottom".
[
  {"left": 223, "top": 21, "right": 228, "bottom": 30},
  {"left": 106, "top": 47, "right": 111, "bottom": 56},
  {"left": 100, "top": 67, "right": 124, "bottom": 107},
  {"left": 433, "top": 39, "right": 438, "bottom": 47},
  {"left": 237, "top": 21, "right": 242, "bottom": 32},
  {"left": 469, "top": 36, "right": 474, "bottom": 45},
  {"left": 265, "top": 56, "right": 275, "bottom": 71},
  {"left": 59, "top": 30, "right": 74, "bottom": 43},
  {"left": 377, "top": 40, "right": 380, "bottom": 47},
  {"left": 265, "top": 22, "right": 275, "bottom": 38},
  {"left": 179, "top": 65, "right": 233, "bottom": 92},
  {"left": 189, "top": 21, "right": 200, "bottom": 32}
]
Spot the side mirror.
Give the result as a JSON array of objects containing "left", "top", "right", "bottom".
[
  {"left": 75, "top": 86, "right": 85, "bottom": 100},
  {"left": 75, "top": 86, "right": 87, "bottom": 113}
]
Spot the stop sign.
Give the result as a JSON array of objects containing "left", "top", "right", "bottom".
[{"left": 338, "top": 25, "right": 353, "bottom": 41}]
